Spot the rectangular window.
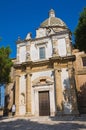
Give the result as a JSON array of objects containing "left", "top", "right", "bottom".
[
  {"left": 82, "top": 57, "right": 86, "bottom": 66},
  {"left": 39, "top": 47, "right": 45, "bottom": 59}
]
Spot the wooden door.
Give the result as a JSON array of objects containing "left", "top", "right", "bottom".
[{"left": 39, "top": 91, "right": 50, "bottom": 116}]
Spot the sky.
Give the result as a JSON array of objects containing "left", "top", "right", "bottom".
[{"left": 0, "top": 0, "right": 86, "bottom": 58}]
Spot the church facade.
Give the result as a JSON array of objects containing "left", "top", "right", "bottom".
[{"left": 7, "top": 9, "right": 79, "bottom": 116}]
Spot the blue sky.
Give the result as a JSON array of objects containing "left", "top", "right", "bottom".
[{"left": 0, "top": 0, "right": 86, "bottom": 58}]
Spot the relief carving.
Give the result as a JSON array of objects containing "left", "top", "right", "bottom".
[
  {"left": 53, "top": 39, "right": 59, "bottom": 56},
  {"left": 26, "top": 51, "right": 31, "bottom": 61},
  {"left": 67, "top": 43, "right": 71, "bottom": 55}
]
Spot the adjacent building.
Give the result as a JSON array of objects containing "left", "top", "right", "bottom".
[{"left": 73, "top": 49, "right": 86, "bottom": 114}]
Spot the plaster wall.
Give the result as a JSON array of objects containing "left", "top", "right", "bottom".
[{"left": 61, "top": 68, "right": 72, "bottom": 114}]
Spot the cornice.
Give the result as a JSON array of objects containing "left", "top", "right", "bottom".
[
  {"left": 16, "top": 30, "right": 71, "bottom": 44},
  {"left": 13, "top": 55, "right": 75, "bottom": 69},
  {"left": 76, "top": 69, "right": 86, "bottom": 75},
  {"left": 13, "top": 61, "right": 32, "bottom": 68},
  {"left": 50, "top": 55, "right": 76, "bottom": 62}
]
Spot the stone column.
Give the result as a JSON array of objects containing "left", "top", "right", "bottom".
[
  {"left": 68, "top": 67, "right": 79, "bottom": 114},
  {"left": 26, "top": 73, "right": 32, "bottom": 115},
  {"left": 54, "top": 69, "right": 63, "bottom": 114},
  {"left": 15, "top": 75, "right": 20, "bottom": 116}
]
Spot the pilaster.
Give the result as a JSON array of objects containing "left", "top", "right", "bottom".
[
  {"left": 15, "top": 75, "right": 20, "bottom": 116},
  {"left": 54, "top": 64, "right": 63, "bottom": 114},
  {"left": 68, "top": 66, "right": 79, "bottom": 114},
  {"left": 26, "top": 73, "right": 32, "bottom": 115}
]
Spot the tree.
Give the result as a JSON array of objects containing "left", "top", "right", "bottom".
[
  {"left": 74, "top": 8, "right": 86, "bottom": 52},
  {"left": 0, "top": 46, "right": 13, "bottom": 85}
]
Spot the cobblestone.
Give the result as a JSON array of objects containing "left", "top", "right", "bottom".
[{"left": 0, "top": 115, "right": 86, "bottom": 130}]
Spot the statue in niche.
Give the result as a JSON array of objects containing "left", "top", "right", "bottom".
[
  {"left": 26, "top": 51, "right": 31, "bottom": 61},
  {"left": 52, "top": 39, "right": 59, "bottom": 56},
  {"left": 20, "top": 93, "right": 25, "bottom": 105},
  {"left": 53, "top": 47, "right": 59, "bottom": 55}
]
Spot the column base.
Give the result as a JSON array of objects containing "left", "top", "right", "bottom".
[
  {"left": 25, "top": 112, "right": 32, "bottom": 117},
  {"left": 15, "top": 112, "right": 20, "bottom": 117}
]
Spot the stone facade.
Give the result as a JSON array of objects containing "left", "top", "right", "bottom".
[
  {"left": 73, "top": 49, "right": 86, "bottom": 114},
  {"left": 5, "top": 9, "right": 79, "bottom": 116}
]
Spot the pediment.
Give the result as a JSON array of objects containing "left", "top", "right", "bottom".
[{"left": 32, "top": 76, "right": 54, "bottom": 87}]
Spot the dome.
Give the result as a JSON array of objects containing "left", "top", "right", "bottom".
[{"left": 40, "top": 9, "right": 67, "bottom": 28}]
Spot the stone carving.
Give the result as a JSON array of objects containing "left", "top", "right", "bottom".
[
  {"left": 26, "top": 51, "right": 31, "bottom": 61},
  {"left": 47, "top": 28, "right": 54, "bottom": 35},
  {"left": 67, "top": 43, "right": 71, "bottom": 55},
  {"left": 20, "top": 93, "right": 25, "bottom": 105},
  {"left": 53, "top": 47, "right": 58, "bottom": 55},
  {"left": 52, "top": 39, "right": 59, "bottom": 56},
  {"left": 26, "top": 33, "right": 32, "bottom": 40}
]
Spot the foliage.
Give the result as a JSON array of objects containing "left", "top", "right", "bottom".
[
  {"left": 0, "top": 46, "right": 13, "bottom": 85},
  {"left": 74, "top": 8, "right": 86, "bottom": 52}
]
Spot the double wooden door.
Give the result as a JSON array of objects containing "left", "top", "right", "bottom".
[{"left": 39, "top": 91, "right": 50, "bottom": 116}]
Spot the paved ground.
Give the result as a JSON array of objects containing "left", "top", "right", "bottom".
[{"left": 0, "top": 115, "right": 86, "bottom": 130}]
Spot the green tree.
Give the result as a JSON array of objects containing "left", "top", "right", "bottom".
[
  {"left": 0, "top": 46, "right": 13, "bottom": 85},
  {"left": 74, "top": 8, "right": 86, "bottom": 52}
]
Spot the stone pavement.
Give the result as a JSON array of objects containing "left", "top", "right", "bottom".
[{"left": 0, "top": 115, "right": 86, "bottom": 130}]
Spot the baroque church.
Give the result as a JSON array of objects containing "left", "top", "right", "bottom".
[{"left": 5, "top": 9, "right": 86, "bottom": 117}]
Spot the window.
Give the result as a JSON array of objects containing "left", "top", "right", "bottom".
[
  {"left": 39, "top": 47, "right": 45, "bottom": 59},
  {"left": 82, "top": 57, "right": 86, "bottom": 66}
]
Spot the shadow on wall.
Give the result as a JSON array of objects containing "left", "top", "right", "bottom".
[
  {"left": 4, "top": 82, "right": 15, "bottom": 116},
  {"left": 56, "top": 71, "right": 78, "bottom": 115},
  {"left": 4, "top": 94, "right": 10, "bottom": 116},
  {"left": 78, "top": 82, "right": 86, "bottom": 114},
  {"left": 63, "top": 77, "right": 77, "bottom": 114}
]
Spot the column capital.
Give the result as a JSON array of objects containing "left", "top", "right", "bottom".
[
  {"left": 15, "top": 75, "right": 21, "bottom": 77},
  {"left": 26, "top": 73, "right": 32, "bottom": 77},
  {"left": 54, "top": 68, "right": 62, "bottom": 73}
]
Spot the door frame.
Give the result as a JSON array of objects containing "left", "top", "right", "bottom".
[
  {"left": 39, "top": 91, "right": 50, "bottom": 116},
  {"left": 32, "top": 85, "right": 56, "bottom": 116}
]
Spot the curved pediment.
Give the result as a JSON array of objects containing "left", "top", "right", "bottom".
[{"left": 32, "top": 76, "right": 54, "bottom": 87}]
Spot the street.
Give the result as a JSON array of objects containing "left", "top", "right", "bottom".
[{"left": 0, "top": 115, "right": 86, "bottom": 130}]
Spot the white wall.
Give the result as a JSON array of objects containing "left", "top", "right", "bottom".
[
  {"left": 58, "top": 38, "right": 67, "bottom": 57},
  {"left": 31, "top": 70, "right": 54, "bottom": 81},
  {"left": 19, "top": 46, "right": 26, "bottom": 62},
  {"left": 46, "top": 39, "right": 52, "bottom": 59},
  {"left": 30, "top": 44, "right": 38, "bottom": 61},
  {"left": 36, "top": 28, "right": 47, "bottom": 38}
]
